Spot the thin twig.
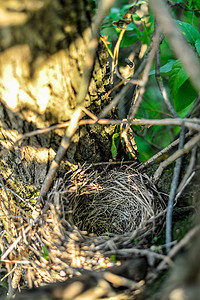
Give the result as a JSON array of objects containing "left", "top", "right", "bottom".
[
  {"left": 166, "top": 127, "right": 185, "bottom": 253},
  {"left": 110, "top": 4, "right": 137, "bottom": 84},
  {"left": 155, "top": 46, "right": 178, "bottom": 118},
  {"left": 1, "top": 201, "right": 50, "bottom": 260},
  {"left": 121, "top": 29, "right": 168, "bottom": 158},
  {"left": 153, "top": 133, "right": 200, "bottom": 182},
  {"left": 1, "top": 222, "right": 33, "bottom": 260},
  {"left": 158, "top": 225, "right": 200, "bottom": 272},
  {"left": 96, "top": 118, "right": 200, "bottom": 131},
  {"left": 186, "top": 93, "right": 200, "bottom": 117},
  {"left": 0, "top": 175, "right": 11, "bottom": 218},
  {"left": 0, "top": 183, "right": 34, "bottom": 210},
  {"left": 175, "top": 171, "right": 195, "bottom": 204},
  {"left": 82, "top": 107, "right": 98, "bottom": 121},
  {"left": 3, "top": 117, "right": 200, "bottom": 160},
  {"left": 148, "top": 224, "right": 200, "bottom": 284},
  {"left": 85, "top": 160, "right": 138, "bottom": 167},
  {"left": 0, "top": 259, "right": 30, "bottom": 264},
  {"left": 104, "top": 248, "right": 173, "bottom": 266},
  {"left": 110, "top": 22, "right": 129, "bottom": 83},
  {"left": 128, "top": 29, "right": 160, "bottom": 121},
  {"left": 97, "top": 84, "right": 131, "bottom": 119},
  {"left": 114, "top": 66, "right": 142, "bottom": 85},
  {"left": 98, "top": 33, "right": 161, "bottom": 120},
  {"left": 137, "top": 132, "right": 192, "bottom": 170},
  {"left": 168, "top": 0, "right": 200, "bottom": 12},
  {"left": 176, "top": 145, "right": 197, "bottom": 195}
]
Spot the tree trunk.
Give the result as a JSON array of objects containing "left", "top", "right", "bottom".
[{"left": 0, "top": 0, "right": 115, "bottom": 192}]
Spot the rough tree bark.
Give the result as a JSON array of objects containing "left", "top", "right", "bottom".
[{"left": 0, "top": 0, "right": 115, "bottom": 193}]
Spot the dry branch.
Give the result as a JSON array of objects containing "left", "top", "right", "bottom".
[{"left": 153, "top": 133, "right": 200, "bottom": 182}]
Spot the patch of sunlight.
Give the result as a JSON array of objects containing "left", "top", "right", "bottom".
[
  {"left": 0, "top": 8, "right": 27, "bottom": 26},
  {"left": 36, "top": 85, "right": 50, "bottom": 114},
  {"left": 19, "top": 146, "right": 56, "bottom": 163},
  {"left": 0, "top": 128, "right": 21, "bottom": 144}
]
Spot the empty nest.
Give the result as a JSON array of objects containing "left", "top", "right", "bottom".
[
  {"left": 0, "top": 165, "right": 167, "bottom": 290},
  {"left": 63, "top": 165, "right": 166, "bottom": 235}
]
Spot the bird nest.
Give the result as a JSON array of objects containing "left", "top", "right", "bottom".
[
  {"left": 65, "top": 165, "right": 165, "bottom": 236},
  {"left": 0, "top": 165, "right": 167, "bottom": 293}
]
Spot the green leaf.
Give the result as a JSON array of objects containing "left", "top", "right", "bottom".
[
  {"left": 176, "top": 20, "right": 200, "bottom": 45},
  {"left": 132, "top": 13, "right": 141, "bottom": 21},
  {"left": 134, "top": 135, "right": 154, "bottom": 162},
  {"left": 120, "top": 32, "right": 139, "bottom": 47},
  {"left": 150, "top": 60, "right": 176, "bottom": 75},
  {"left": 169, "top": 60, "right": 198, "bottom": 111},
  {"left": 110, "top": 7, "right": 120, "bottom": 21},
  {"left": 134, "top": 0, "right": 147, "bottom": 5},
  {"left": 110, "top": 254, "right": 117, "bottom": 262},
  {"left": 111, "top": 132, "right": 120, "bottom": 158},
  {"left": 126, "top": 23, "right": 140, "bottom": 34},
  {"left": 168, "top": 60, "right": 189, "bottom": 100},
  {"left": 141, "top": 23, "right": 152, "bottom": 45},
  {"left": 42, "top": 245, "right": 49, "bottom": 261},
  {"left": 177, "top": 101, "right": 195, "bottom": 117},
  {"left": 120, "top": 1, "right": 147, "bottom": 16},
  {"left": 173, "top": 79, "right": 197, "bottom": 112},
  {"left": 101, "top": 25, "right": 118, "bottom": 39},
  {"left": 195, "top": 38, "right": 200, "bottom": 56},
  {"left": 120, "top": 23, "right": 141, "bottom": 47},
  {"left": 188, "top": 0, "right": 200, "bottom": 10}
]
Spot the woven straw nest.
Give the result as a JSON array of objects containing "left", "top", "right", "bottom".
[
  {"left": 65, "top": 165, "right": 166, "bottom": 235},
  {"left": 0, "top": 165, "right": 166, "bottom": 289}
]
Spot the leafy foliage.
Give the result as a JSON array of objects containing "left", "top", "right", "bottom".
[
  {"left": 42, "top": 245, "right": 49, "bottom": 261},
  {"left": 111, "top": 131, "right": 121, "bottom": 158},
  {"left": 176, "top": 20, "right": 200, "bottom": 45},
  {"left": 104, "top": 0, "right": 200, "bottom": 161},
  {"left": 168, "top": 60, "right": 197, "bottom": 112},
  {"left": 101, "top": 1, "right": 153, "bottom": 49}
]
